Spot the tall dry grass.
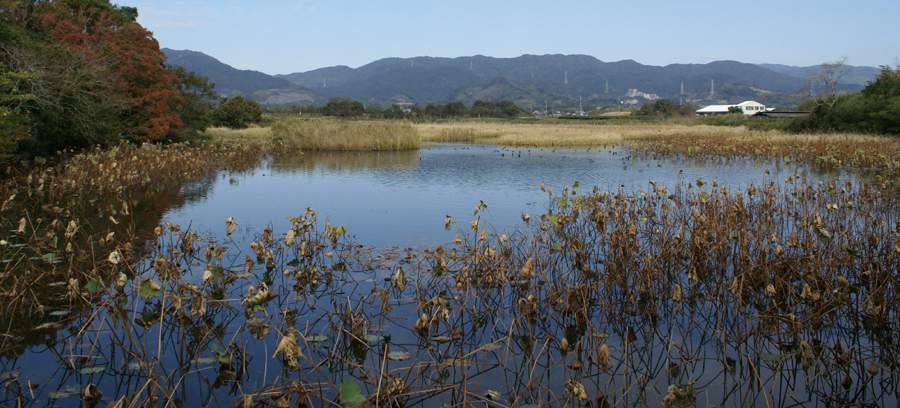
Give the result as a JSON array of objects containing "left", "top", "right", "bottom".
[
  {"left": 416, "top": 122, "right": 746, "bottom": 147},
  {"left": 203, "top": 126, "right": 274, "bottom": 146},
  {"left": 416, "top": 121, "right": 900, "bottom": 178},
  {"left": 627, "top": 130, "right": 900, "bottom": 178},
  {"left": 272, "top": 119, "right": 420, "bottom": 151},
  {"left": 420, "top": 127, "right": 502, "bottom": 143}
]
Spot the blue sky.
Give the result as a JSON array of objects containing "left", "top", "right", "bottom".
[{"left": 117, "top": 0, "right": 900, "bottom": 75}]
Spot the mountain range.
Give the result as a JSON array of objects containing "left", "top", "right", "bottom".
[
  {"left": 162, "top": 48, "right": 879, "bottom": 109},
  {"left": 758, "top": 64, "right": 881, "bottom": 87}
]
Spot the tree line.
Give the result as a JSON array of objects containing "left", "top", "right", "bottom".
[
  {"left": 791, "top": 66, "right": 900, "bottom": 135},
  {"left": 269, "top": 98, "right": 526, "bottom": 120},
  {"left": 0, "top": 0, "right": 263, "bottom": 162},
  {"left": 633, "top": 99, "right": 696, "bottom": 117},
  {"left": 631, "top": 67, "right": 900, "bottom": 137}
]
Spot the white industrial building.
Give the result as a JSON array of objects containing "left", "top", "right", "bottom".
[{"left": 696, "top": 101, "right": 770, "bottom": 116}]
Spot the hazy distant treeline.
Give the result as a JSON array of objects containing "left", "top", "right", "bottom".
[{"left": 268, "top": 98, "right": 526, "bottom": 120}]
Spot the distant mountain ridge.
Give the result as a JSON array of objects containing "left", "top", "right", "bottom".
[
  {"left": 162, "top": 49, "right": 322, "bottom": 105},
  {"left": 758, "top": 63, "right": 881, "bottom": 86},
  {"left": 163, "top": 48, "right": 880, "bottom": 109},
  {"left": 163, "top": 49, "right": 292, "bottom": 95},
  {"left": 278, "top": 55, "right": 813, "bottom": 108}
]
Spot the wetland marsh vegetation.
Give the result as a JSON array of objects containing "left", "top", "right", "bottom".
[
  {"left": 200, "top": 118, "right": 900, "bottom": 182},
  {"left": 416, "top": 122, "right": 900, "bottom": 181},
  {"left": 272, "top": 119, "right": 421, "bottom": 151},
  {"left": 2, "top": 1, "right": 898, "bottom": 406},
  {"left": 0, "top": 124, "right": 898, "bottom": 407}
]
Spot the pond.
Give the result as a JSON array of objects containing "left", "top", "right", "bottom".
[
  {"left": 2, "top": 143, "right": 896, "bottom": 407},
  {"left": 165, "top": 144, "right": 831, "bottom": 247}
]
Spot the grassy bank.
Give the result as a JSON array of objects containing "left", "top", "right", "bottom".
[{"left": 271, "top": 118, "right": 420, "bottom": 151}]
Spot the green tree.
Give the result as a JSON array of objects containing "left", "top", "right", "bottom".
[
  {"left": 0, "top": 65, "right": 33, "bottom": 158},
  {"left": 2, "top": 32, "right": 124, "bottom": 153},
  {"left": 171, "top": 66, "right": 216, "bottom": 137},
  {"left": 323, "top": 97, "right": 365, "bottom": 117},
  {"left": 470, "top": 100, "right": 523, "bottom": 118},
  {"left": 444, "top": 102, "right": 467, "bottom": 117},
  {"left": 791, "top": 66, "right": 900, "bottom": 135},
  {"left": 636, "top": 99, "right": 695, "bottom": 117},
  {"left": 212, "top": 96, "right": 262, "bottom": 129}
]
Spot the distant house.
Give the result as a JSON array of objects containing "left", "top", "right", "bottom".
[
  {"left": 696, "top": 101, "right": 768, "bottom": 116},
  {"left": 392, "top": 102, "right": 415, "bottom": 114}
]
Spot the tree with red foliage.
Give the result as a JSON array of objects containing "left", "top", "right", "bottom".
[{"left": 32, "top": 0, "right": 184, "bottom": 142}]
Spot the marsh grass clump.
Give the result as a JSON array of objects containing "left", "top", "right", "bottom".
[
  {"left": 416, "top": 121, "right": 746, "bottom": 147},
  {"left": 421, "top": 127, "right": 502, "bottom": 143},
  {"left": 202, "top": 126, "right": 274, "bottom": 146},
  {"left": 272, "top": 118, "right": 421, "bottom": 151},
  {"left": 629, "top": 130, "right": 900, "bottom": 180}
]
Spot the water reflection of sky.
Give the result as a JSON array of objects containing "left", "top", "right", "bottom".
[
  {"left": 164, "top": 144, "right": 838, "bottom": 247},
  {"left": 6, "top": 144, "right": 880, "bottom": 407}
]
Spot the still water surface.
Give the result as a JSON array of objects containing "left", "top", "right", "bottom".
[
  {"left": 166, "top": 144, "right": 825, "bottom": 247},
  {"left": 5, "top": 143, "right": 876, "bottom": 407}
]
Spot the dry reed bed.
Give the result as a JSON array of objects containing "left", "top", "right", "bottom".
[
  {"left": 420, "top": 127, "right": 503, "bottom": 143},
  {"left": 628, "top": 130, "right": 900, "bottom": 179},
  {"left": 207, "top": 121, "right": 899, "bottom": 181},
  {"left": 416, "top": 122, "right": 747, "bottom": 147},
  {"left": 203, "top": 126, "right": 274, "bottom": 146},
  {"left": 272, "top": 119, "right": 421, "bottom": 151},
  {"left": 1, "top": 149, "right": 897, "bottom": 406},
  {"left": 416, "top": 122, "right": 900, "bottom": 179}
]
